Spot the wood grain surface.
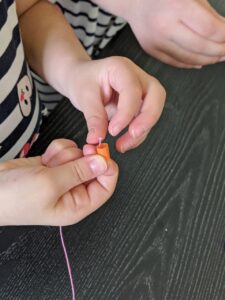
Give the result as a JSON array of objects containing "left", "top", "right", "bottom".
[{"left": 1, "top": 1, "right": 225, "bottom": 299}]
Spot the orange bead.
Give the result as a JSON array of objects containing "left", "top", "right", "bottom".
[{"left": 96, "top": 143, "right": 110, "bottom": 160}]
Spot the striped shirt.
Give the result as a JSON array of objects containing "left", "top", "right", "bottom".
[
  {"left": 0, "top": 0, "right": 41, "bottom": 161},
  {"left": 33, "top": 0, "right": 126, "bottom": 111}
]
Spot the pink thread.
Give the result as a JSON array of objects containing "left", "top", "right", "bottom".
[
  {"left": 59, "top": 226, "right": 76, "bottom": 300},
  {"left": 98, "top": 137, "right": 102, "bottom": 146}
]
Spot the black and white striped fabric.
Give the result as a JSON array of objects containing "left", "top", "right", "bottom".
[
  {"left": 53, "top": 0, "right": 126, "bottom": 56},
  {"left": 32, "top": 0, "right": 126, "bottom": 111},
  {"left": 0, "top": 0, "right": 41, "bottom": 161}
]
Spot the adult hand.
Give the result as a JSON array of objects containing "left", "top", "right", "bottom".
[{"left": 0, "top": 139, "right": 118, "bottom": 226}]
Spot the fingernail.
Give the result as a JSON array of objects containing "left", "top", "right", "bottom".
[
  {"left": 219, "top": 56, "right": 225, "bottom": 62},
  {"left": 120, "top": 145, "right": 125, "bottom": 153},
  {"left": 194, "top": 65, "right": 202, "bottom": 69},
  {"left": 131, "top": 127, "right": 146, "bottom": 138},
  {"left": 110, "top": 125, "right": 120, "bottom": 136},
  {"left": 120, "top": 141, "right": 133, "bottom": 153},
  {"left": 88, "top": 155, "right": 107, "bottom": 174},
  {"left": 87, "top": 128, "right": 95, "bottom": 141}
]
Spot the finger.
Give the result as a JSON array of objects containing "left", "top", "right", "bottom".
[
  {"left": 46, "top": 147, "right": 83, "bottom": 167},
  {"left": 83, "top": 144, "right": 96, "bottom": 156},
  {"left": 108, "top": 88, "right": 142, "bottom": 136},
  {"left": 105, "top": 102, "right": 118, "bottom": 120},
  {"left": 78, "top": 85, "right": 108, "bottom": 144},
  {"left": 51, "top": 159, "right": 118, "bottom": 225},
  {"left": 107, "top": 62, "right": 143, "bottom": 136},
  {"left": 47, "top": 154, "right": 108, "bottom": 196},
  {"left": 116, "top": 129, "right": 149, "bottom": 153},
  {"left": 42, "top": 139, "right": 77, "bottom": 165},
  {"left": 82, "top": 144, "right": 98, "bottom": 186},
  {"left": 129, "top": 77, "right": 166, "bottom": 139},
  {"left": 148, "top": 48, "right": 202, "bottom": 68},
  {"left": 160, "top": 38, "right": 221, "bottom": 65},
  {"left": 0, "top": 156, "right": 42, "bottom": 171},
  {"left": 181, "top": 1, "right": 225, "bottom": 43},
  {"left": 172, "top": 22, "right": 225, "bottom": 57},
  {"left": 114, "top": 75, "right": 165, "bottom": 152}
]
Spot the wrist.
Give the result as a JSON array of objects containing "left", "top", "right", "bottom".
[
  {"left": 45, "top": 54, "right": 91, "bottom": 98},
  {"left": 63, "top": 59, "right": 92, "bottom": 103}
]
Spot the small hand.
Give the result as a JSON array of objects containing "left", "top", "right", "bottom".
[{"left": 67, "top": 57, "right": 166, "bottom": 153}]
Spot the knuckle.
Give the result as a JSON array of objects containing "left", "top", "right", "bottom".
[
  {"left": 65, "top": 148, "right": 82, "bottom": 160},
  {"left": 107, "top": 56, "right": 132, "bottom": 68},
  {"left": 152, "top": 77, "right": 165, "bottom": 93},
  {"left": 131, "top": 85, "right": 142, "bottom": 98},
  {"left": 65, "top": 139, "right": 78, "bottom": 148},
  {"left": 105, "top": 56, "right": 119, "bottom": 67},
  {"left": 87, "top": 114, "right": 102, "bottom": 123},
  {"left": 86, "top": 114, "right": 105, "bottom": 129},
  {"left": 49, "top": 139, "right": 64, "bottom": 151},
  {"left": 120, "top": 56, "right": 132, "bottom": 65},
  {"left": 71, "top": 161, "right": 87, "bottom": 183}
]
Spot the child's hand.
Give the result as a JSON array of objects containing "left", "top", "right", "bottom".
[
  {"left": 65, "top": 57, "right": 166, "bottom": 153},
  {"left": 0, "top": 139, "right": 118, "bottom": 226},
  {"left": 127, "top": 0, "right": 225, "bottom": 68}
]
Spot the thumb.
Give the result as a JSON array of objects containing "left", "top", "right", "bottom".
[{"left": 47, "top": 154, "right": 108, "bottom": 196}]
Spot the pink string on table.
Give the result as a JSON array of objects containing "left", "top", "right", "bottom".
[{"left": 59, "top": 226, "right": 76, "bottom": 300}]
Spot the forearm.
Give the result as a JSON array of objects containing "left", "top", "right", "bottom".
[{"left": 17, "top": 0, "right": 90, "bottom": 96}]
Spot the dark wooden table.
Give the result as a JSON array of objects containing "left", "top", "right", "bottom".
[{"left": 1, "top": 1, "right": 225, "bottom": 299}]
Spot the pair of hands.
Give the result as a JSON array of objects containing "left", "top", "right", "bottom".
[
  {"left": 1, "top": 56, "right": 165, "bottom": 227},
  {"left": 7, "top": 0, "right": 224, "bottom": 226},
  {"left": 126, "top": 0, "right": 225, "bottom": 68},
  {"left": 0, "top": 139, "right": 118, "bottom": 226}
]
